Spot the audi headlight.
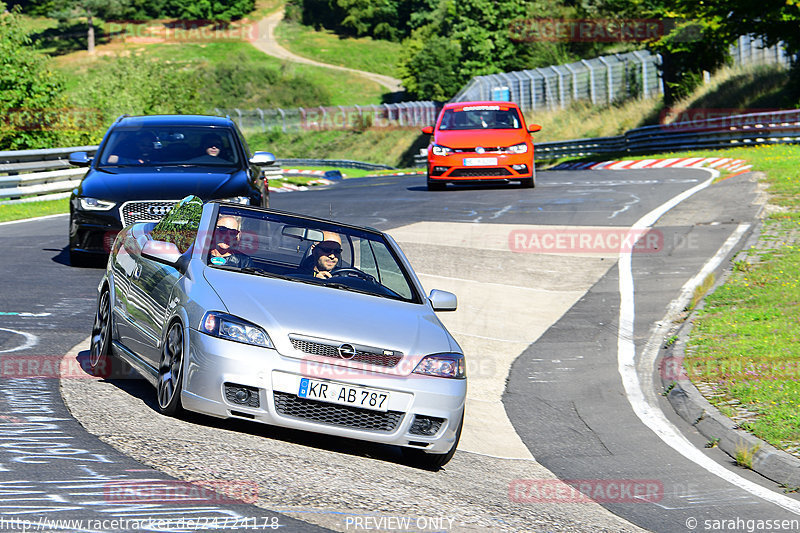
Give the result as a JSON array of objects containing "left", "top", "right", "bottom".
[
  {"left": 431, "top": 144, "right": 454, "bottom": 157},
  {"left": 507, "top": 143, "right": 528, "bottom": 154},
  {"left": 200, "top": 311, "right": 273, "bottom": 348},
  {"left": 221, "top": 196, "right": 250, "bottom": 205},
  {"left": 413, "top": 353, "right": 466, "bottom": 379},
  {"left": 78, "top": 197, "right": 116, "bottom": 211}
]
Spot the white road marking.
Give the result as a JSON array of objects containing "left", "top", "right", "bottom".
[
  {"left": 617, "top": 169, "right": 800, "bottom": 514},
  {"left": 0, "top": 327, "right": 38, "bottom": 353},
  {"left": 0, "top": 213, "right": 68, "bottom": 227}
]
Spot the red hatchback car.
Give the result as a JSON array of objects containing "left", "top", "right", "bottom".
[{"left": 422, "top": 101, "right": 542, "bottom": 190}]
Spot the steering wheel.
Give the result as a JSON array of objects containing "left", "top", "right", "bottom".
[{"left": 330, "top": 267, "right": 376, "bottom": 282}]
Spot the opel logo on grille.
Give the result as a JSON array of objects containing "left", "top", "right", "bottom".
[
  {"left": 337, "top": 344, "right": 356, "bottom": 359},
  {"left": 475, "top": 147, "right": 485, "bottom": 154},
  {"left": 147, "top": 205, "right": 172, "bottom": 217}
]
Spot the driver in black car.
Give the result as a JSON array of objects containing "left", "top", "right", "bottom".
[
  {"left": 209, "top": 215, "right": 253, "bottom": 268},
  {"left": 300, "top": 231, "right": 342, "bottom": 279}
]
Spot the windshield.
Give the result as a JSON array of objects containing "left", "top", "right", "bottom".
[
  {"left": 438, "top": 106, "right": 522, "bottom": 130},
  {"left": 206, "top": 206, "right": 421, "bottom": 303},
  {"left": 98, "top": 126, "right": 240, "bottom": 167}
]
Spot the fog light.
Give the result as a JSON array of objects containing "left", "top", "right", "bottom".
[
  {"left": 409, "top": 415, "right": 445, "bottom": 436},
  {"left": 511, "top": 164, "right": 528, "bottom": 172},
  {"left": 224, "top": 383, "right": 260, "bottom": 408},
  {"left": 431, "top": 166, "right": 448, "bottom": 176}
]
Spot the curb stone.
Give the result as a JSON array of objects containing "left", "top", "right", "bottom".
[{"left": 658, "top": 213, "right": 800, "bottom": 489}]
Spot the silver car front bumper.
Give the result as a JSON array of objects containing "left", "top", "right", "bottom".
[{"left": 182, "top": 329, "right": 466, "bottom": 454}]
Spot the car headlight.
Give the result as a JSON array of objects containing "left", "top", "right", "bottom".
[
  {"left": 413, "top": 353, "right": 466, "bottom": 379},
  {"left": 200, "top": 311, "right": 273, "bottom": 348},
  {"left": 78, "top": 197, "right": 116, "bottom": 211},
  {"left": 431, "top": 144, "right": 454, "bottom": 157},
  {"left": 507, "top": 143, "right": 528, "bottom": 154},
  {"left": 221, "top": 196, "right": 250, "bottom": 205}
]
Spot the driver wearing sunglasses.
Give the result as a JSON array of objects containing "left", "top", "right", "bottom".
[
  {"left": 304, "top": 231, "right": 342, "bottom": 279},
  {"left": 209, "top": 215, "right": 253, "bottom": 268}
]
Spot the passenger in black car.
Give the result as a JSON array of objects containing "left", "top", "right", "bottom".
[{"left": 209, "top": 215, "right": 253, "bottom": 268}]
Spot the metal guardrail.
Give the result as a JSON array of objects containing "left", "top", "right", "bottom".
[
  {"left": 536, "top": 109, "right": 800, "bottom": 159},
  {"left": 2, "top": 109, "right": 799, "bottom": 202}
]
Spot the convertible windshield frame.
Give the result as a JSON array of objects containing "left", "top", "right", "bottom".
[{"left": 203, "top": 204, "right": 424, "bottom": 304}]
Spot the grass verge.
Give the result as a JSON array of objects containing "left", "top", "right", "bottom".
[{"left": 0, "top": 198, "right": 69, "bottom": 223}]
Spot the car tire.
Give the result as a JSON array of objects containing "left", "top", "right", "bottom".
[
  {"left": 157, "top": 321, "right": 185, "bottom": 416},
  {"left": 402, "top": 412, "right": 463, "bottom": 470},
  {"left": 70, "top": 249, "right": 92, "bottom": 268},
  {"left": 427, "top": 179, "right": 446, "bottom": 191},
  {"left": 89, "top": 288, "right": 128, "bottom": 378},
  {"left": 520, "top": 177, "right": 535, "bottom": 188}
]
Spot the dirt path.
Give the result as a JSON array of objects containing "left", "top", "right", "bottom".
[{"left": 252, "top": 10, "right": 404, "bottom": 93}]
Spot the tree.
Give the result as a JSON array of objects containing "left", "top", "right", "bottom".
[
  {"left": 48, "top": 0, "right": 129, "bottom": 53},
  {"left": 0, "top": 3, "right": 67, "bottom": 149}
]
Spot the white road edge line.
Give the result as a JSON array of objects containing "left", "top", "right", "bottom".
[{"left": 617, "top": 168, "right": 800, "bottom": 514}]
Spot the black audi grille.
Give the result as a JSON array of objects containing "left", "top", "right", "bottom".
[
  {"left": 119, "top": 200, "right": 178, "bottom": 227},
  {"left": 273, "top": 392, "right": 403, "bottom": 432},
  {"left": 450, "top": 167, "right": 512, "bottom": 177},
  {"left": 290, "top": 337, "right": 402, "bottom": 368},
  {"left": 454, "top": 147, "right": 502, "bottom": 153}
]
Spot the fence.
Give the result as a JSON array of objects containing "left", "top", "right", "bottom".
[
  {"left": 453, "top": 35, "right": 790, "bottom": 112},
  {"left": 216, "top": 102, "right": 442, "bottom": 134}
]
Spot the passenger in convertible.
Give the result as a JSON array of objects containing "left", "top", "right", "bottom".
[{"left": 209, "top": 215, "right": 253, "bottom": 268}]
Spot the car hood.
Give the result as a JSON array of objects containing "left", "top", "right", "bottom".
[
  {"left": 203, "top": 267, "right": 457, "bottom": 368},
  {"left": 79, "top": 167, "right": 248, "bottom": 201},
  {"left": 433, "top": 129, "right": 529, "bottom": 149}
]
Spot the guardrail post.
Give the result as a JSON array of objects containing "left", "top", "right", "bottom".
[
  {"left": 550, "top": 66, "right": 566, "bottom": 109},
  {"left": 233, "top": 108, "right": 243, "bottom": 129},
  {"left": 632, "top": 51, "right": 648, "bottom": 98},
  {"left": 563, "top": 63, "right": 578, "bottom": 102},
  {"left": 277, "top": 108, "right": 287, "bottom": 133},
  {"left": 256, "top": 108, "right": 265, "bottom": 132}
]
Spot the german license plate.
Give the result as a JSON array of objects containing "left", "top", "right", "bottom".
[
  {"left": 298, "top": 378, "right": 390, "bottom": 412},
  {"left": 463, "top": 157, "right": 497, "bottom": 166}
]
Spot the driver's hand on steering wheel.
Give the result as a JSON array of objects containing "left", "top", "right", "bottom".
[{"left": 314, "top": 270, "right": 333, "bottom": 279}]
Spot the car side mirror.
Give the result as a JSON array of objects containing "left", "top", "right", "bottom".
[
  {"left": 250, "top": 151, "right": 276, "bottom": 166},
  {"left": 69, "top": 152, "right": 92, "bottom": 167},
  {"left": 421, "top": 126, "right": 434, "bottom": 135},
  {"left": 429, "top": 289, "right": 457, "bottom": 311},
  {"left": 528, "top": 124, "right": 542, "bottom": 133},
  {"left": 142, "top": 240, "right": 182, "bottom": 266}
]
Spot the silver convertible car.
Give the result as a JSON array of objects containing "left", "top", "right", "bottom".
[{"left": 90, "top": 196, "right": 466, "bottom": 468}]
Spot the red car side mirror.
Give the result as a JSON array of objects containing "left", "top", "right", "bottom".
[
  {"left": 421, "top": 126, "right": 434, "bottom": 135},
  {"left": 528, "top": 124, "right": 542, "bottom": 133}
]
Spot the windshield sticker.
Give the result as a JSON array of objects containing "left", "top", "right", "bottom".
[
  {"left": 461, "top": 106, "right": 502, "bottom": 111},
  {"left": 210, "top": 256, "right": 226, "bottom": 265}
]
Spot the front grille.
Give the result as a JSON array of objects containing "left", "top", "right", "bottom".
[
  {"left": 119, "top": 200, "right": 179, "bottom": 227},
  {"left": 450, "top": 167, "right": 512, "bottom": 177},
  {"left": 454, "top": 147, "right": 502, "bottom": 153},
  {"left": 273, "top": 392, "right": 403, "bottom": 432},
  {"left": 290, "top": 337, "right": 402, "bottom": 368}
]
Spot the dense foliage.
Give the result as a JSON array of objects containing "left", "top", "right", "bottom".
[
  {"left": 0, "top": 3, "right": 70, "bottom": 149},
  {"left": 10, "top": 0, "right": 256, "bottom": 21}
]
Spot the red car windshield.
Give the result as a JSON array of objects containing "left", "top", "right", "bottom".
[{"left": 438, "top": 107, "right": 523, "bottom": 130}]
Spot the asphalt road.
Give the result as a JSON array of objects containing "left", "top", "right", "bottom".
[{"left": 2, "top": 169, "right": 798, "bottom": 532}]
